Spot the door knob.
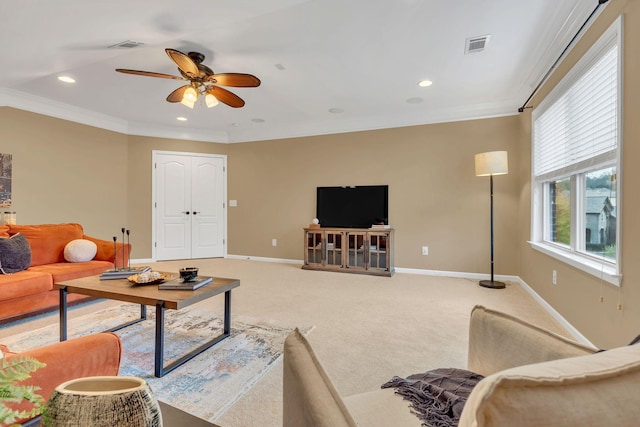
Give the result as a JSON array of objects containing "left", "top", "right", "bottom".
[
  {"left": 193, "top": 211, "right": 199, "bottom": 215},
  {"left": 182, "top": 211, "right": 190, "bottom": 215}
]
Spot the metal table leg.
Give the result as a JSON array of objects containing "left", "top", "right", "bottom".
[
  {"left": 154, "top": 290, "right": 234, "bottom": 377},
  {"left": 224, "top": 289, "right": 231, "bottom": 334},
  {"left": 59, "top": 285, "right": 146, "bottom": 340},
  {"left": 59, "top": 286, "right": 68, "bottom": 341},
  {"left": 155, "top": 300, "right": 166, "bottom": 378},
  {"left": 106, "top": 304, "right": 147, "bottom": 333}
]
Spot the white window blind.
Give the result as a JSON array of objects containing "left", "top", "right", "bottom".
[{"left": 533, "top": 43, "right": 618, "bottom": 180}]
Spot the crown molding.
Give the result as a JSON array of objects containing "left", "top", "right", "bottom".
[
  {"left": 0, "top": 88, "right": 229, "bottom": 143},
  {"left": 0, "top": 87, "right": 130, "bottom": 134},
  {"left": 1, "top": 86, "right": 517, "bottom": 144},
  {"left": 127, "top": 121, "right": 228, "bottom": 143},
  {"left": 225, "top": 101, "right": 519, "bottom": 143}
]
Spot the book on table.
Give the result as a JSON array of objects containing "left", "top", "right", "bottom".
[
  {"left": 100, "top": 266, "right": 151, "bottom": 280},
  {"left": 158, "top": 276, "right": 213, "bottom": 290}
]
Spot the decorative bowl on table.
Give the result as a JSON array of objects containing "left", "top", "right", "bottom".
[
  {"left": 128, "top": 271, "right": 171, "bottom": 285},
  {"left": 179, "top": 267, "right": 199, "bottom": 282}
]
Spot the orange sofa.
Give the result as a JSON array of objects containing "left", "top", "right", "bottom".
[
  {"left": 1, "top": 332, "right": 122, "bottom": 425},
  {"left": 0, "top": 223, "right": 130, "bottom": 323}
]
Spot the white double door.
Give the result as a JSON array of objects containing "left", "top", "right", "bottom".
[{"left": 154, "top": 151, "right": 226, "bottom": 260}]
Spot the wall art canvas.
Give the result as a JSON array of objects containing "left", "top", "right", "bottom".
[{"left": 0, "top": 153, "right": 12, "bottom": 207}]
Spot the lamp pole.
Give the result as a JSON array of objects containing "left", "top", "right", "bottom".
[{"left": 479, "top": 173, "right": 505, "bottom": 289}]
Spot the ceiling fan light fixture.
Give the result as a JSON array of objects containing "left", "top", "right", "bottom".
[
  {"left": 181, "top": 98, "right": 195, "bottom": 109},
  {"left": 115, "top": 48, "right": 260, "bottom": 109},
  {"left": 183, "top": 87, "right": 198, "bottom": 103},
  {"left": 205, "top": 93, "right": 219, "bottom": 108}
]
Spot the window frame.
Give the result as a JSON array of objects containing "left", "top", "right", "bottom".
[{"left": 530, "top": 16, "right": 623, "bottom": 287}]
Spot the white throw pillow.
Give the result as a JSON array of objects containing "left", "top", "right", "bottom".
[{"left": 64, "top": 239, "right": 97, "bottom": 262}]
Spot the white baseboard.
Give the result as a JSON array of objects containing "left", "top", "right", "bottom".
[
  {"left": 225, "top": 254, "right": 303, "bottom": 265},
  {"left": 397, "top": 267, "right": 593, "bottom": 346},
  {"left": 132, "top": 256, "right": 303, "bottom": 265},
  {"left": 131, "top": 258, "right": 154, "bottom": 264},
  {"left": 395, "top": 267, "right": 519, "bottom": 283},
  {"left": 512, "top": 276, "right": 595, "bottom": 347}
]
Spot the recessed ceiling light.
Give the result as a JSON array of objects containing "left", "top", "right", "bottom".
[
  {"left": 58, "top": 76, "right": 75, "bottom": 83},
  {"left": 328, "top": 108, "right": 344, "bottom": 114},
  {"left": 406, "top": 97, "right": 423, "bottom": 104},
  {"left": 418, "top": 80, "right": 433, "bottom": 87},
  {"left": 176, "top": 117, "right": 187, "bottom": 121},
  {"left": 251, "top": 118, "right": 265, "bottom": 123}
]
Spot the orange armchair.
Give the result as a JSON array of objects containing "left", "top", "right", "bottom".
[{"left": 1, "top": 332, "right": 122, "bottom": 424}]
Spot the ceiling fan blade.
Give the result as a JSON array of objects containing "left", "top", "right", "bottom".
[
  {"left": 116, "top": 69, "right": 186, "bottom": 81},
  {"left": 199, "top": 64, "right": 215, "bottom": 77},
  {"left": 208, "top": 73, "right": 261, "bottom": 87},
  {"left": 165, "top": 48, "right": 199, "bottom": 77},
  {"left": 166, "top": 85, "right": 191, "bottom": 103},
  {"left": 207, "top": 86, "right": 245, "bottom": 108}
]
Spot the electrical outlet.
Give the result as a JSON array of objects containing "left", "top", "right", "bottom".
[
  {"left": 272, "top": 238, "right": 277, "bottom": 247},
  {"left": 422, "top": 246, "right": 429, "bottom": 255},
  {"left": 552, "top": 270, "right": 557, "bottom": 285}
]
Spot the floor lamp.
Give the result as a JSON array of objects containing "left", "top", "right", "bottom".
[{"left": 475, "top": 151, "right": 508, "bottom": 289}]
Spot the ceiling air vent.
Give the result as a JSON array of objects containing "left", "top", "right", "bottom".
[
  {"left": 465, "top": 35, "right": 490, "bottom": 54},
  {"left": 108, "top": 40, "right": 145, "bottom": 49}
]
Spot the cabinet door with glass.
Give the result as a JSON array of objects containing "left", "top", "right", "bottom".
[
  {"left": 367, "top": 231, "right": 393, "bottom": 274},
  {"left": 324, "top": 230, "right": 344, "bottom": 269},
  {"left": 345, "top": 231, "right": 368, "bottom": 271},
  {"left": 304, "top": 230, "right": 324, "bottom": 267},
  {"left": 303, "top": 229, "right": 345, "bottom": 270}
]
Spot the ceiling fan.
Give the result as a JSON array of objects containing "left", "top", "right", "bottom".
[{"left": 116, "top": 48, "right": 260, "bottom": 109}]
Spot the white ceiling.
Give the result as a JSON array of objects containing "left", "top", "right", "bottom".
[{"left": 0, "top": 0, "right": 603, "bottom": 143}]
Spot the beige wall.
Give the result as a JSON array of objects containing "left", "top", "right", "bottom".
[
  {"left": 518, "top": 0, "right": 640, "bottom": 348},
  {"left": 0, "top": 108, "right": 128, "bottom": 240},
  {"left": 226, "top": 117, "right": 521, "bottom": 273},
  {"left": 0, "top": 106, "right": 520, "bottom": 275}
]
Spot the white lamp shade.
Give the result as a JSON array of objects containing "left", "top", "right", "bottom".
[
  {"left": 475, "top": 151, "right": 508, "bottom": 176},
  {"left": 205, "top": 93, "right": 219, "bottom": 108},
  {"left": 180, "top": 98, "right": 195, "bottom": 109},
  {"left": 183, "top": 87, "right": 198, "bottom": 102}
]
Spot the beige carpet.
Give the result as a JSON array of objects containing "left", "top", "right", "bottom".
[{"left": 0, "top": 259, "right": 570, "bottom": 427}]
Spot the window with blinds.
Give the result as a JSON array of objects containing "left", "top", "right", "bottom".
[
  {"left": 530, "top": 16, "right": 622, "bottom": 286},
  {"left": 534, "top": 43, "right": 618, "bottom": 180}
]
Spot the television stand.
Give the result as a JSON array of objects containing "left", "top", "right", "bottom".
[{"left": 302, "top": 227, "right": 394, "bottom": 276}]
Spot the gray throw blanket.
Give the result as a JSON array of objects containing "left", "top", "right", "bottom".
[{"left": 381, "top": 368, "right": 484, "bottom": 427}]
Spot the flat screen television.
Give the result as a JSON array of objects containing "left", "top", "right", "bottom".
[{"left": 316, "top": 185, "right": 388, "bottom": 228}]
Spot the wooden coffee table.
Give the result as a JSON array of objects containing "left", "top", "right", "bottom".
[{"left": 54, "top": 273, "right": 240, "bottom": 377}]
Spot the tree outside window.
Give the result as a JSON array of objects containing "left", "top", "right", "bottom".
[{"left": 549, "top": 178, "right": 571, "bottom": 246}]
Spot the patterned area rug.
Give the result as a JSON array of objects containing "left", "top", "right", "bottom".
[{"left": 2, "top": 303, "right": 312, "bottom": 422}]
